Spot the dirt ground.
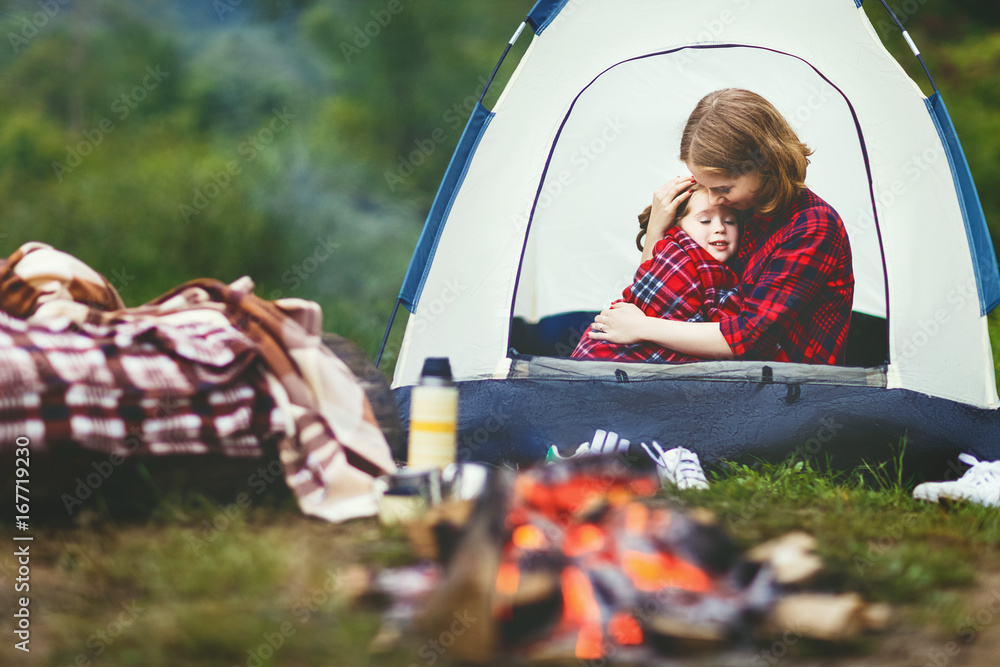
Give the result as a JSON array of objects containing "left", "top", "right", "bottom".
[
  {"left": 3, "top": 506, "right": 1000, "bottom": 667},
  {"left": 667, "top": 571, "right": 1000, "bottom": 667},
  {"left": 5, "top": 537, "right": 1000, "bottom": 667}
]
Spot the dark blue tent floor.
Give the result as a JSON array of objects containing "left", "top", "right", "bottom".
[{"left": 393, "top": 359, "right": 1000, "bottom": 482}]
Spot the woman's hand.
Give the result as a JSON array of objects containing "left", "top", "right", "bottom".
[
  {"left": 641, "top": 176, "right": 695, "bottom": 263},
  {"left": 588, "top": 302, "right": 649, "bottom": 345},
  {"left": 648, "top": 176, "right": 695, "bottom": 241},
  {"left": 590, "top": 303, "right": 734, "bottom": 358}
]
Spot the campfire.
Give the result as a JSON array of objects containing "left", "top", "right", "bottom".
[{"left": 354, "top": 455, "right": 889, "bottom": 663}]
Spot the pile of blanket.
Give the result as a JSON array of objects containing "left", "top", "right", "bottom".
[{"left": 0, "top": 242, "right": 395, "bottom": 522}]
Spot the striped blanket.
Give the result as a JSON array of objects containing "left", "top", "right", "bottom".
[{"left": 0, "top": 242, "right": 395, "bottom": 522}]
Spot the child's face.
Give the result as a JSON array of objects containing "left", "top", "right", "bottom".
[{"left": 676, "top": 190, "right": 739, "bottom": 263}]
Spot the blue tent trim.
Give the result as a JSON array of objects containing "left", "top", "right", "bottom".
[
  {"left": 398, "top": 103, "right": 494, "bottom": 311},
  {"left": 527, "top": 0, "right": 571, "bottom": 35},
  {"left": 925, "top": 92, "right": 1000, "bottom": 315}
]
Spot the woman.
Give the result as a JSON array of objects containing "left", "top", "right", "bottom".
[{"left": 589, "top": 88, "right": 854, "bottom": 364}]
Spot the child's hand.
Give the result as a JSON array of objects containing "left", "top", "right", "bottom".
[
  {"left": 588, "top": 302, "right": 648, "bottom": 345},
  {"left": 648, "top": 176, "right": 695, "bottom": 241}
]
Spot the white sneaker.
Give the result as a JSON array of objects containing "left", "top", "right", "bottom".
[
  {"left": 640, "top": 442, "right": 709, "bottom": 490},
  {"left": 546, "top": 429, "right": 630, "bottom": 463},
  {"left": 913, "top": 453, "right": 1000, "bottom": 507}
]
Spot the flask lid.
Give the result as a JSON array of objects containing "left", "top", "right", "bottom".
[{"left": 421, "top": 357, "right": 453, "bottom": 380}]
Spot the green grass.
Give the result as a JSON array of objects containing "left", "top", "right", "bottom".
[
  {"left": 6, "top": 457, "right": 1000, "bottom": 666},
  {"left": 685, "top": 456, "right": 1000, "bottom": 633},
  {"left": 1, "top": 497, "right": 418, "bottom": 667}
]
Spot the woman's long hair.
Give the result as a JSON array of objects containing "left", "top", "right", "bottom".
[{"left": 679, "top": 88, "right": 812, "bottom": 216}]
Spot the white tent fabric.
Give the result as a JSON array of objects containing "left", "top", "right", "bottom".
[
  {"left": 512, "top": 47, "right": 884, "bottom": 322},
  {"left": 392, "top": 0, "right": 999, "bottom": 410}
]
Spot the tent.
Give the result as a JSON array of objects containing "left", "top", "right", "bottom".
[{"left": 382, "top": 0, "right": 1000, "bottom": 472}]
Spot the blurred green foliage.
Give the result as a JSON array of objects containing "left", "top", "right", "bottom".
[
  {"left": 0, "top": 0, "right": 996, "bottom": 375},
  {"left": 0, "top": 0, "right": 535, "bottom": 376},
  {"left": 867, "top": 0, "right": 1000, "bottom": 245}
]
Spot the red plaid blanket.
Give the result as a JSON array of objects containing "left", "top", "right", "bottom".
[
  {"left": 0, "top": 243, "right": 395, "bottom": 522},
  {"left": 572, "top": 227, "right": 741, "bottom": 363}
]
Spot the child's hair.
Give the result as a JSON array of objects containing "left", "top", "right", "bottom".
[
  {"left": 679, "top": 88, "right": 813, "bottom": 216},
  {"left": 635, "top": 183, "right": 705, "bottom": 252}
]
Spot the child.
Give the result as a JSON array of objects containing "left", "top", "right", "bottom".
[{"left": 572, "top": 184, "right": 741, "bottom": 363}]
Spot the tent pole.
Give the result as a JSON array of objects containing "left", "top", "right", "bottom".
[
  {"left": 382, "top": 22, "right": 528, "bottom": 371},
  {"left": 875, "top": 0, "right": 940, "bottom": 96},
  {"left": 380, "top": 20, "right": 526, "bottom": 371},
  {"left": 375, "top": 298, "right": 402, "bottom": 368},
  {"left": 477, "top": 21, "right": 527, "bottom": 106}
]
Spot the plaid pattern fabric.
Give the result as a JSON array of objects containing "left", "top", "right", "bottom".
[
  {"left": 0, "top": 307, "right": 270, "bottom": 458},
  {"left": 720, "top": 188, "right": 854, "bottom": 364},
  {"left": 0, "top": 242, "right": 395, "bottom": 522},
  {"left": 572, "top": 227, "right": 741, "bottom": 363}
]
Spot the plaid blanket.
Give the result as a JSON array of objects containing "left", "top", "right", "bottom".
[
  {"left": 572, "top": 227, "right": 741, "bottom": 363},
  {"left": 0, "top": 242, "right": 395, "bottom": 522}
]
